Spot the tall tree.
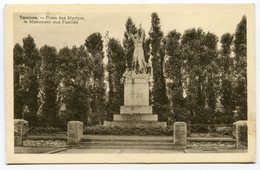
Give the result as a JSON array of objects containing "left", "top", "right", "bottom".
[
  {"left": 107, "top": 38, "right": 126, "bottom": 120},
  {"left": 219, "top": 33, "right": 235, "bottom": 123},
  {"left": 233, "top": 16, "right": 247, "bottom": 120},
  {"left": 74, "top": 45, "right": 94, "bottom": 123},
  {"left": 85, "top": 33, "right": 106, "bottom": 121},
  {"left": 22, "top": 35, "right": 41, "bottom": 124},
  {"left": 203, "top": 32, "right": 219, "bottom": 124},
  {"left": 13, "top": 43, "right": 26, "bottom": 119},
  {"left": 39, "top": 45, "right": 59, "bottom": 125},
  {"left": 181, "top": 28, "right": 217, "bottom": 123},
  {"left": 123, "top": 17, "right": 137, "bottom": 70},
  {"left": 164, "top": 30, "right": 187, "bottom": 122},
  {"left": 149, "top": 12, "right": 169, "bottom": 121},
  {"left": 57, "top": 46, "right": 92, "bottom": 125},
  {"left": 57, "top": 47, "right": 76, "bottom": 124}
]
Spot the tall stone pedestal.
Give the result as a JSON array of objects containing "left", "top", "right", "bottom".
[{"left": 104, "top": 72, "right": 166, "bottom": 128}]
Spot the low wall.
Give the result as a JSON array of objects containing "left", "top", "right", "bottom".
[
  {"left": 22, "top": 136, "right": 67, "bottom": 148},
  {"left": 188, "top": 141, "right": 236, "bottom": 149}
]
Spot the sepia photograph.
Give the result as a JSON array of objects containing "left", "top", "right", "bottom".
[{"left": 4, "top": 4, "right": 255, "bottom": 163}]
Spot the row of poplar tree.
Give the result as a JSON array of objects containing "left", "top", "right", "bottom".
[{"left": 14, "top": 13, "right": 247, "bottom": 126}]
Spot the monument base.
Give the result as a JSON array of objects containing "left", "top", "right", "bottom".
[
  {"left": 103, "top": 120, "right": 167, "bottom": 128},
  {"left": 113, "top": 114, "right": 158, "bottom": 121},
  {"left": 120, "top": 105, "right": 152, "bottom": 114}
]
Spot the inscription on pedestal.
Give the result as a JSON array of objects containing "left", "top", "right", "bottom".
[
  {"left": 124, "top": 79, "right": 149, "bottom": 106},
  {"left": 130, "top": 92, "right": 143, "bottom": 98}
]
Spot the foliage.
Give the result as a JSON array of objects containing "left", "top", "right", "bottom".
[
  {"left": 164, "top": 30, "right": 187, "bottom": 122},
  {"left": 85, "top": 33, "right": 106, "bottom": 123},
  {"left": 57, "top": 46, "right": 92, "bottom": 125},
  {"left": 13, "top": 35, "right": 41, "bottom": 125},
  {"left": 59, "top": 85, "right": 90, "bottom": 124},
  {"left": 203, "top": 32, "right": 220, "bottom": 123},
  {"left": 180, "top": 28, "right": 220, "bottom": 124},
  {"left": 22, "top": 35, "right": 41, "bottom": 124},
  {"left": 149, "top": 12, "right": 169, "bottom": 121},
  {"left": 84, "top": 125, "right": 173, "bottom": 136},
  {"left": 123, "top": 17, "right": 137, "bottom": 69},
  {"left": 107, "top": 38, "right": 126, "bottom": 120},
  {"left": 39, "top": 45, "right": 59, "bottom": 125},
  {"left": 219, "top": 33, "right": 235, "bottom": 123},
  {"left": 14, "top": 43, "right": 26, "bottom": 119},
  {"left": 233, "top": 16, "right": 247, "bottom": 120},
  {"left": 27, "top": 126, "right": 66, "bottom": 135}
]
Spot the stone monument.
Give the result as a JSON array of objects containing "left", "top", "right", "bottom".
[{"left": 103, "top": 25, "right": 166, "bottom": 128}]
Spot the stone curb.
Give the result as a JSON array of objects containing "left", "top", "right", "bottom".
[{"left": 45, "top": 148, "right": 67, "bottom": 154}]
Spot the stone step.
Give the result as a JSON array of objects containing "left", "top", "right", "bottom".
[
  {"left": 80, "top": 141, "right": 173, "bottom": 145},
  {"left": 103, "top": 120, "right": 167, "bottom": 128},
  {"left": 113, "top": 114, "right": 158, "bottom": 121},
  {"left": 120, "top": 105, "right": 152, "bottom": 114},
  {"left": 82, "top": 135, "right": 172, "bottom": 142},
  {"left": 82, "top": 135, "right": 173, "bottom": 143},
  {"left": 82, "top": 139, "right": 173, "bottom": 143},
  {"left": 79, "top": 135, "right": 174, "bottom": 149},
  {"left": 73, "top": 145, "right": 175, "bottom": 150}
]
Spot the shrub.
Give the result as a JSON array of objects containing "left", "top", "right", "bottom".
[
  {"left": 84, "top": 125, "right": 173, "bottom": 136},
  {"left": 27, "top": 126, "right": 66, "bottom": 135}
]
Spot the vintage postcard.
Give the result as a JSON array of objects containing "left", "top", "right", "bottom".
[{"left": 5, "top": 4, "right": 255, "bottom": 163}]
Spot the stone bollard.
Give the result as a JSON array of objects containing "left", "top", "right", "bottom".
[
  {"left": 233, "top": 120, "right": 248, "bottom": 149},
  {"left": 14, "top": 119, "right": 29, "bottom": 146},
  {"left": 173, "top": 122, "right": 187, "bottom": 148},
  {"left": 67, "top": 121, "right": 83, "bottom": 145}
]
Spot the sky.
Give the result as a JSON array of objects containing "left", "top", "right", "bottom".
[{"left": 13, "top": 5, "right": 248, "bottom": 50}]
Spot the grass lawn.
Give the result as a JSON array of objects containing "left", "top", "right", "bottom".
[{"left": 14, "top": 147, "right": 60, "bottom": 154}]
